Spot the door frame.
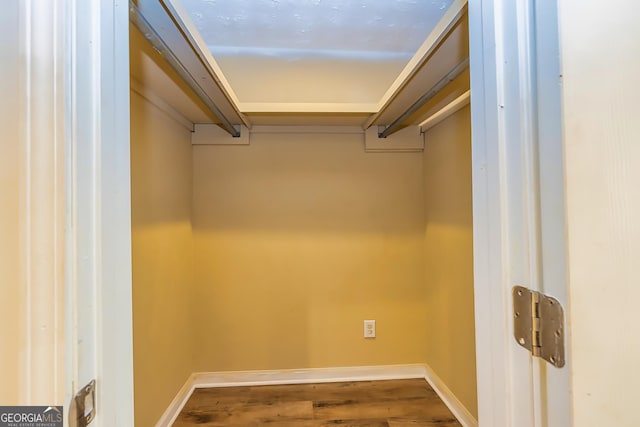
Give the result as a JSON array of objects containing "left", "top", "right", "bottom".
[
  {"left": 7, "top": 0, "right": 67, "bottom": 407},
  {"left": 469, "top": 0, "right": 571, "bottom": 426},
  {"left": 11, "top": 0, "right": 133, "bottom": 424},
  {"left": 468, "top": 0, "right": 524, "bottom": 422},
  {"left": 64, "top": 0, "right": 134, "bottom": 425}
]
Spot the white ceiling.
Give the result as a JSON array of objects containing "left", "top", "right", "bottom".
[{"left": 179, "top": 0, "right": 454, "bottom": 109}]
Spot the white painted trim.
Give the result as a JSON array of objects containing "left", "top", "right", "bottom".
[
  {"left": 156, "top": 364, "right": 477, "bottom": 427},
  {"left": 423, "top": 364, "right": 478, "bottom": 427},
  {"left": 190, "top": 365, "right": 428, "bottom": 389},
  {"left": 155, "top": 373, "right": 198, "bottom": 427},
  {"left": 469, "top": 0, "right": 571, "bottom": 426},
  {"left": 65, "top": 0, "right": 134, "bottom": 425},
  {"left": 419, "top": 90, "right": 470, "bottom": 132},
  {"left": 130, "top": 79, "right": 194, "bottom": 132},
  {"left": 17, "top": 0, "right": 66, "bottom": 405},
  {"left": 469, "top": 0, "right": 518, "bottom": 425}
]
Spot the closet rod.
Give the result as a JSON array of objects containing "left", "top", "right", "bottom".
[
  {"left": 129, "top": 1, "right": 241, "bottom": 138},
  {"left": 378, "top": 56, "right": 469, "bottom": 139},
  {"left": 419, "top": 90, "right": 470, "bottom": 132}
]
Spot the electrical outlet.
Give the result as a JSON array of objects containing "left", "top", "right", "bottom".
[{"left": 364, "top": 320, "right": 376, "bottom": 338}]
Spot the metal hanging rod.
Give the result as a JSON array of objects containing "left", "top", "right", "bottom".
[
  {"left": 129, "top": 1, "right": 241, "bottom": 137},
  {"left": 378, "top": 56, "right": 470, "bottom": 139}
]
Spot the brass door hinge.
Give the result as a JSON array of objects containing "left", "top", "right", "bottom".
[{"left": 513, "top": 286, "right": 565, "bottom": 368}]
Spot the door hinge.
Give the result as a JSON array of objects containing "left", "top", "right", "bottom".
[
  {"left": 69, "top": 379, "right": 96, "bottom": 427},
  {"left": 513, "top": 286, "right": 565, "bottom": 368}
]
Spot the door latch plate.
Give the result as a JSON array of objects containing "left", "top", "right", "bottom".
[{"left": 69, "top": 379, "right": 96, "bottom": 427}]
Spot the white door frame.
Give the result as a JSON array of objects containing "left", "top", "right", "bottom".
[
  {"left": 469, "top": 0, "right": 571, "bottom": 426},
  {"left": 469, "top": 1, "right": 527, "bottom": 422},
  {"left": 64, "top": 0, "right": 134, "bottom": 425},
  {"left": 7, "top": 0, "right": 133, "bottom": 424},
  {"left": 6, "top": 0, "right": 67, "bottom": 406}
]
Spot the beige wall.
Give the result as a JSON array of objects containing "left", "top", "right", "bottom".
[
  {"left": 132, "top": 101, "right": 476, "bottom": 420},
  {"left": 422, "top": 106, "right": 477, "bottom": 417},
  {"left": 192, "top": 132, "right": 427, "bottom": 371},
  {"left": 130, "top": 91, "right": 195, "bottom": 426}
]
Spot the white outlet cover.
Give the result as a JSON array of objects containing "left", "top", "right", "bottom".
[{"left": 364, "top": 320, "right": 376, "bottom": 338}]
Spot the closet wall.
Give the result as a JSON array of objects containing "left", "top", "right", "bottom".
[
  {"left": 131, "top": 119, "right": 477, "bottom": 423},
  {"left": 129, "top": 115, "right": 478, "bottom": 423},
  {"left": 422, "top": 105, "right": 477, "bottom": 416},
  {"left": 191, "top": 132, "right": 427, "bottom": 371},
  {"left": 130, "top": 90, "right": 196, "bottom": 427}
]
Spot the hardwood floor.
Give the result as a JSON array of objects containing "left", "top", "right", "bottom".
[{"left": 173, "top": 378, "right": 462, "bottom": 426}]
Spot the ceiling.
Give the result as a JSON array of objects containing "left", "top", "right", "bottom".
[
  {"left": 129, "top": 0, "right": 469, "bottom": 129},
  {"left": 179, "top": 0, "right": 454, "bottom": 110}
]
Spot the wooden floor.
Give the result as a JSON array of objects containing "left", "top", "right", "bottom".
[{"left": 174, "top": 378, "right": 462, "bottom": 426}]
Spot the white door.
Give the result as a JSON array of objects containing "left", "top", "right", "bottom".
[
  {"left": 558, "top": 0, "right": 640, "bottom": 426},
  {"left": 469, "top": 0, "right": 571, "bottom": 425}
]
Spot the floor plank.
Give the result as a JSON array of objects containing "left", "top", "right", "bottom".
[{"left": 173, "top": 379, "right": 462, "bottom": 427}]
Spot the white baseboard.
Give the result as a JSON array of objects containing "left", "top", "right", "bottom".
[
  {"left": 155, "top": 364, "right": 478, "bottom": 427},
  {"left": 422, "top": 364, "right": 478, "bottom": 427},
  {"left": 155, "top": 372, "right": 198, "bottom": 427}
]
